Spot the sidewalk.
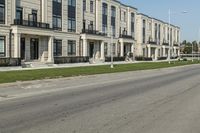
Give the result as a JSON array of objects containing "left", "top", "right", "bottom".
[{"left": 0, "top": 60, "right": 173, "bottom": 72}]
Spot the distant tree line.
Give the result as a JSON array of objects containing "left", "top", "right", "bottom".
[{"left": 181, "top": 40, "right": 199, "bottom": 54}]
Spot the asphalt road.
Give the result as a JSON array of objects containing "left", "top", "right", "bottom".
[{"left": 0, "top": 64, "right": 200, "bottom": 133}]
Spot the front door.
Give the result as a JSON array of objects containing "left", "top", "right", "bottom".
[
  {"left": 89, "top": 42, "right": 94, "bottom": 58},
  {"left": 30, "top": 38, "right": 39, "bottom": 60},
  {"left": 20, "top": 38, "right": 25, "bottom": 60}
]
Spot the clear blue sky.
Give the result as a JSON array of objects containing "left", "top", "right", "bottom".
[{"left": 120, "top": 0, "right": 199, "bottom": 42}]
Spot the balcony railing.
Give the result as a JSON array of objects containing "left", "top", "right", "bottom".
[
  {"left": 173, "top": 44, "right": 179, "bottom": 47},
  {"left": 119, "top": 34, "right": 134, "bottom": 39},
  {"left": 148, "top": 41, "right": 157, "bottom": 45},
  {"left": 163, "top": 42, "right": 169, "bottom": 46},
  {"left": 13, "top": 19, "right": 50, "bottom": 29},
  {"left": 82, "top": 29, "right": 107, "bottom": 36}
]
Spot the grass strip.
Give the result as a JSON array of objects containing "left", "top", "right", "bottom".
[{"left": 0, "top": 60, "right": 199, "bottom": 84}]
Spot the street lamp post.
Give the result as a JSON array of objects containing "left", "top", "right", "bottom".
[
  {"left": 168, "top": 9, "right": 171, "bottom": 64},
  {"left": 168, "top": 9, "right": 187, "bottom": 64},
  {"left": 110, "top": 26, "right": 114, "bottom": 68},
  {"left": 192, "top": 42, "right": 194, "bottom": 62}
]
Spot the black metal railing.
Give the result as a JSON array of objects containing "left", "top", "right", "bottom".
[
  {"left": 119, "top": 34, "right": 134, "bottom": 39},
  {"left": 82, "top": 29, "right": 107, "bottom": 36},
  {"left": 173, "top": 44, "right": 179, "bottom": 46},
  {"left": 163, "top": 42, "right": 169, "bottom": 46},
  {"left": 148, "top": 41, "right": 157, "bottom": 45},
  {"left": 14, "top": 19, "right": 50, "bottom": 29}
]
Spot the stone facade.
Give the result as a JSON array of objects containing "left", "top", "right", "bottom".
[{"left": 0, "top": 0, "right": 180, "bottom": 64}]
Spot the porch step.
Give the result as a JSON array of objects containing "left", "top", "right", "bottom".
[
  {"left": 22, "top": 62, "right": 55, "bottom": 68},
  {"left": 89, "top": 58, "right": 105, "bottom": 64}
]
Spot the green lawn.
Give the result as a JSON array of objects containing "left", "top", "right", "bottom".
[{"left": 0, "top": 60, "right": 199, "bottom": 84}]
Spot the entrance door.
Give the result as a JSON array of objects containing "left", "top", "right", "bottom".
[
  {"left": 89, "top": 42, "right": 94, "bottom": 58},
  {"left": 20, "top": 38, "right": 25, "bottom": 60},
  {"left": 30, "top": 38, "right": 39, "bottom": 60}
]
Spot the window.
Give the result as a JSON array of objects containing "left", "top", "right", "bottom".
[
  {"left": 155, "top": 23, "right": 157, "bottom": 43},
  {"left": 143, "top": 20, "right": 146, "bottom": 43},
  {"left": 53, "top": 16, "right": 62, "bottom": 30},
  {"left": 28, "top": 9, "right": 37, "bottom": 27},
  {"left": 88, "top": 21, "right": 93, "bottom": 31},
  {"left": 68, "top": 0, "right": 76, "bottom": 32},
  {"left": 53, "top": 0, "right": 62, "bottom": 30},
  {"left": 102, "top": 3, "right": 107, "bottom": 34},
  {"left": 131, "top": 13, "right": 135, "bottom": 37},
  {"left": 16, "top": 7, "right": 23, "bottom": 24},
  {"left": 102, "top": 3, "right": 107, "bottom": 15},
  {"left": 68, "top": 40, "right": 76, "bottom": 56},
  {"left": 90, "top": 1, "right": 93, "bottom": 13},
  {"left": 0, "top": 0, "right": 5, "bottom": 24},
  {"left": 16, "top": 7, "right": 23, "bottom": 20},
  {"left": 68, "top": 0, "right": 76, "bottom": 6},
  {"left": 158, "top": 24, "right": 161, "bottom": 42},
  {"left": 54, "top": 39, "right": 62, "bottom": 56},
  {"left": 111, "top": 6, "right": 116, "bottom": 36},
  {"left": 83, "top": 0, "right": 86, "bottom": 11},
  {"left": 0, "top": 36, "right": 5, "bottom": 57},
  {"left": 68, "top": 18, "right": 76, "bottom": 32}
]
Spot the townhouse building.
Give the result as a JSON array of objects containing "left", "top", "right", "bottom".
[
  {"left": 0, "top": 0, "right": 180, "bottom": 66},
  {"left": 136, "top": 13, "right": 180, "bottom": 60}
]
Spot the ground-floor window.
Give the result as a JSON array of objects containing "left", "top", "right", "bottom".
[
  {"left": 54, "top": 39, "right": 62, "bottom": 56},
  {"left": 68, "top": 40, "right": 76, "bottom": 56},
  {"left": 0, "top": 36, "right": 5, "bottom": 57}
]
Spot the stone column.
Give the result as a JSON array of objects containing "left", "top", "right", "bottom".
[
  {"left": 155, "top": 48, "right": 158, "bottom": 60},
  {"left": 148, "top": 46, "right": 151, "bottom": 58},
  {"left": 83, "top": 39, "right": 87, "bottom": 56},
  {"left": 131, "top": 43, "right": 134, "bottom": 53},
  {"left": 14, "top": 33, "right": 21, "bottom": 58},
  {"left": 163, "top": 47, "right": 166, "bottom": 57},
  {"left": 120, "top": 41, "right": 124, "bottom": 57},
  {"left": 100, "top": 41, "right": 104, "bottom": 59},
  {"left": 42, "top": 0, "right": 48, "bottom": 23},
  {"left": 12, "top": 0, "right": 16, "bottom": 22},
  {"left": 47, "top": 36, "right": 54, "bottom": 63}
]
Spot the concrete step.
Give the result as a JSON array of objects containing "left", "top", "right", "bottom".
[{"left": 22, "top": 61, "right": 55, "bottom": 68}]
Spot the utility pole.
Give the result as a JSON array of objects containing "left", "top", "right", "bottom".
[{"left": 110, "top": 26, "right": 114, "bottom": 68}]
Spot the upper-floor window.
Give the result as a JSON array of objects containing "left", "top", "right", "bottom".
[
  {"left": 0, "top": 36, "right": 5, "bottom": 57},
  {"left": 68, "top": 40, "right": 76, "bottom": 56},
  {"left": 158, "top": 24, "right": 161, "bottom": 41},
  {"left": 111, "top": 6, "right": 116, "bottom": 18},
  {"left": 53, "top": 0, "right": 62, "bottom": 30},
  {"left": 83, "top": 0, "right": 86, "bottom": 11},
  {"left": 68, "top": 0, "right": 76, "bottom": 6},
  {"left": 88, "top": 21, "right": 93, "bottom": 31},
  {"left": 155, "top": 23, "right": 157, "bottom": 42},
  {"left": 111, "top": 6, "right": 116, "bottom": 36},
  {"left": 90, "top": 1, "right": 94, "bottom": 13},
  {"left": 0, "top": 0, "right": 5, "bottom": 24},
  {"left": 16, "top": 7, "right": 23, "bottom": 24},
  {"left": 143, "top": 20, "right": 146, "bottom": 43},
  {"left": 68, "top": 0, "right": 76, "bottom": 32},
  {"left": 131, "top": 13, "right": 135, "bottom": 36},
  {"left": 102, "top": 3, "right": 107, "bottom": 15},
  {"left": 102, "top": 3, "right": 108, "bottom": 33}
]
